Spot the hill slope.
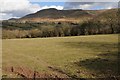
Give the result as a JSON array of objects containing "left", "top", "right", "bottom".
[
  {"left": 19, "top": 8, "right": 94, "bottom": 22},
  {"left": 6, "top": 8, "right": 119, "bottom": 23},
  {"left": 21, "top": 8, "right": 91, "bottom": 19}
]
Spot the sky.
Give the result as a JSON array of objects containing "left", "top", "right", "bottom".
[{"left": 0, "top": 0, "right": 119, "bottom": 20}]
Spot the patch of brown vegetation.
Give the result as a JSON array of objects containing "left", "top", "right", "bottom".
[
  {"left": 3, "top": 66, "right": 69, "bottom": 78},
  {"left": 48, "top": 66, "right": 68, "bottom": 76},
  {"left": 19, "top": 17, "right": 91, "bottom": 23}
]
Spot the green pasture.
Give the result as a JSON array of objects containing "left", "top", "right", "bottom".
[{"left": 2, "top": 34, "right": 119, "bottom": 78}]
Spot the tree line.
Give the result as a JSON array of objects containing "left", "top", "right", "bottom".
[{"left": 2, "top": 17, "right": 120, "bottom": 39}]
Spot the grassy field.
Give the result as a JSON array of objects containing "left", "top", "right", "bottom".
[{"left": 2, "top": 34, "right": 119, "bottom": 78}]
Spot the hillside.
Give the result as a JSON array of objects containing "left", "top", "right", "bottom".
[
  {"left": 5, "top": 8, "right": 119, "bottom": 23},
  {"left": 21, "top": 8, "right": 92, "bottom": 18},
  {"left": 8, "top": 8, "right": 118, "bottom": 23},
  {"left": 18, "top": 8, "right": 94, "bottom": 23},
  {"left": 92, "top": 9, "right": 119, "bottom": 22}
]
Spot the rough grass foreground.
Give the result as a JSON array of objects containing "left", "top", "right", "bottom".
[{"left": 2, "top": 34, "right": 119, "bottom": 79}]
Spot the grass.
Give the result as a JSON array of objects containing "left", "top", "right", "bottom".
[{"left": 2, "top": 34, "right": 119, "bottom": 78}]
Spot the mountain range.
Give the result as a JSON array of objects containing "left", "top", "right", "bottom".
[{"left": 8, "top": 8, "right": 119, "bottom": 23}]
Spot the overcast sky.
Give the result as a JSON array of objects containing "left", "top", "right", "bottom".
[{"left": 0, "top": 0, "right": 119, "bottom": 20}]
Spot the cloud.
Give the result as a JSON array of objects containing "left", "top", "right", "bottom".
[
  {"left": 0, "top": 13, "right": 13, "bottom": 20},
  {"left": 78, "top": 4, "right": 93, "bottom": 10},
  {"left": 0, "top": 0, "right": 64, "bottom": 20},
  {"left": 0, "top": 0, "right": 41, "bottom": 20},
  {"left": 64, "top": 2, "right": 118, "bottom": 10}
]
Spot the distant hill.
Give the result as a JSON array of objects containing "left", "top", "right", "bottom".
[
  {"left": 8, "top": 18, "right": 18, "bottom": 20},
  {"left": 6, "top": 8, "right": 119, "bottom": 23},
  {"left": 19, "top": 8, "right": 94, "bottom": 22},
  {"left": 92, "top": 9, "right": 119, "bottom": 22},
  {"left": 21, "top": 8, "right": 91, "bottom": 19}
]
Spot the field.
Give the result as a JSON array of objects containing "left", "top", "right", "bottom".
[{"left": 2, "top": 34, "right": 119, "bottom": 78}]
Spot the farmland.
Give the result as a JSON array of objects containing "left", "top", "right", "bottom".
[{"left": 2, "top": 34, "right": 119, "bottom": 78}]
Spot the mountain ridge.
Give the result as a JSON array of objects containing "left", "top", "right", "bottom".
[
  {"left": 20, "top": 8, "right": 91, "bottom": 19},
  {"left": 7, "top": 8, "right": 119, "bottom": 23}
]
